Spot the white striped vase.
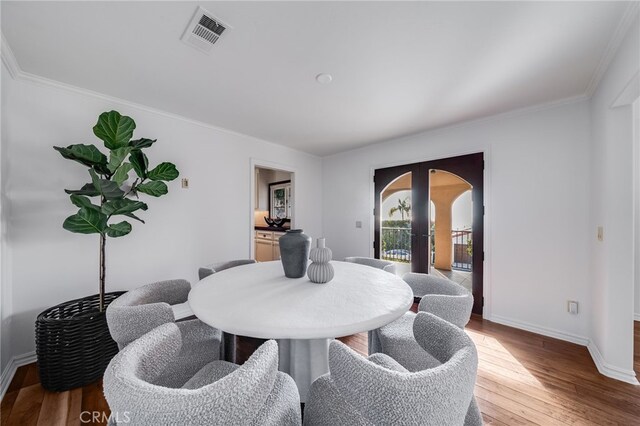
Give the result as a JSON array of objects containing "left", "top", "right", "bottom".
[{"left": 307, "top": 238, "right": 334, "bottom": 284}]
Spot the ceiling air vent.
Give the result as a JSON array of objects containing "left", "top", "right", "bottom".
[{"left": 181, "top": 7, "right": 230, "bottom": 53}]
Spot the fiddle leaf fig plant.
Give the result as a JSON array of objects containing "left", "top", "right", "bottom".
[{"left": 54, "top": 110, "right": 179, "bottom": 311}]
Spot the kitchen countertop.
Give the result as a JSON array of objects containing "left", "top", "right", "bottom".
[{"left": 255, "top": 226, "right": 290, "bottom": 232}]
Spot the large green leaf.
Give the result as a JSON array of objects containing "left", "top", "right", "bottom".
[
  {"left": 93, "top": 163, "right": 112, "bottom": 176},
  {"left": 102, "top": 199, "right": 147, "bottom": 217},
  {"left": 63, "top": 207, "right": 107, "bottom": 234},
  {"left": 65, "top": 183, "right": 99, "bottom": 197},
  {"left": 113, "top": 162, "right": 133, "bottom": 187},
  {"left": 89, "top": 169, "right": 125, "bottom": 200},
  {"left": 129, "top": 150, "right": 148, "bottom": 179},
  {"left": 137, "top": 181, "right": 168, "bottom": 197},
  {"left": 69, "top": 194, "right": 100, "bottom": 211},
  {"left": 148, "top": 162, "right": 179, "bottom": 181},
  {"left": 54, "top": 144, "right": 107, "bottom": 168},
  {"left": 107, "top": 147, "right": 132, "bottom": 173},
  {"left": 129, "top": 138, "right": 156, "bottom": 149},
  {"left": 106, "top": 221, "right": 132, "bottom": 238},
  {"left": 124, "top": 212, "right": 145, "bottom": 224},
  {"left": 93, "top": 111, "right": 136, "bottom": 150}
]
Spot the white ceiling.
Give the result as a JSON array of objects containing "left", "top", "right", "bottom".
[{"left": 1, "top": 1, "right": 631, "bottom": 156}]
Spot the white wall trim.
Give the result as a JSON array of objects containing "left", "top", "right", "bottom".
[
  {"left": 0, "top": 351, "right": 36, "bottom": 399},
  {"left": 612, "top": 71, "right": 640, "bottom": 108},
  {"left": 634, "top": 313, "right": 640, "bottom": 321},
  {"left": 325, "top": 94, "right": 588, "bottom": 161},
  {"left": 0, "top": 35, "right": 19, "bottom": 80},
  {"left": 0, "top": 34, "right": 591, "bottom": 165},
  {"left": 489, "top": 314, "right": 590, "bottom": 347},
  {"left": 585, "top": 2, "right": 640, "bottom": 97},
  {"left": 587, "top": 340, "right": 640, "bottom": 385},
  {"left": 490, "top": 313, "right": 640, "bottom": 385}
]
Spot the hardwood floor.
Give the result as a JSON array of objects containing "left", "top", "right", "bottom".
[{"left": 3, "top": 315, "right": 640, "bottom": 425}]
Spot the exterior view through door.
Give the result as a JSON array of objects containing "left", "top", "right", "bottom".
[{"left": 374, "top": 153, "right": 484, "bottom": 314}]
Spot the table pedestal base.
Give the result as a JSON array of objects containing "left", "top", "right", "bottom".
[{"left": 277, "top": 338, "right": 330, "bottom": 402}]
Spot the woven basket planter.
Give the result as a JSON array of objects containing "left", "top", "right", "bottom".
[{"left": 35, "top": 291, "right": 125, "bottom": 392}]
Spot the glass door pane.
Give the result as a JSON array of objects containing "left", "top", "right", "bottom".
[{"left": 380, "top": 172, "right": 412, "bottom": 275}]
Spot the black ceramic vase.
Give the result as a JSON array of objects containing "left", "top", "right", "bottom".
[{"left": 279, "top": 229, "right": 312, "bottom": 278}]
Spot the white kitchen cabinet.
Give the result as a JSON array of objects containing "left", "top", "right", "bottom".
[{"left": 255, "top": 230, "right": 286, "bottom": 261}]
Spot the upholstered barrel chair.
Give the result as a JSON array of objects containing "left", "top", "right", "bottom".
[
  {"left": 369, "top": 272, "right": 473, "bottom": 360},
  {"left": 304, "top": 312, "right": 479, "bottom": 425},
  {"left": 198, "top": 259, "right": 257, "bottom": 280},
  {"left": 106, "top": 279, "right": 222, "bottom": 387},
  {"left": 103, "top": 323, "right": 301, "bottom": 425},
  {"left": 343, "top": 256, "right": 396, "bottom": 274}
]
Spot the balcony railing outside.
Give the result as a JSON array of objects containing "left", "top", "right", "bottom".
[
  {"left": 452, "top": 229, "right": 472, "bottom": 271},
  {"left": 381, "top": 226, "right": 472, "bottom": 271},
  {"left": 381, "top": 227, "right": 411, "bottom": 263}
]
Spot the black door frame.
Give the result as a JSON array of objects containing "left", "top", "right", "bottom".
[{"left": 374, "top": 153, "right": 484, "bottom": 314}]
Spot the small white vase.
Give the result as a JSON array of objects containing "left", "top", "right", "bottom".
[{"left": 307, "top": 238, "right": 334, "bottom": 284}]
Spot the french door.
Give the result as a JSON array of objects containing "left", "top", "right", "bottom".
[{"left": 374, "top": 153, "right": 484, "bottom": 314}]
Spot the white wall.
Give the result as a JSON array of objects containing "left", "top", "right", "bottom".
[
  {"left": 1, "top": 63, "right": 11, "bottom": 373},
  {"left": 634, "top": 98, "right": 640, "bottom": 320},
  {"left": 323, "top": 100, "right": 592, "bottom": 341},
  {"left": 588, "top": 14, "right": 639, "bottom": 379},
  {"left": 1, "top": 67, "right": 323, "bottom": 364}
]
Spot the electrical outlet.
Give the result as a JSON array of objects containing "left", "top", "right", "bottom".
[
  {"left": 597, "top": 226, "right": 603, "bottom": 242},
  {"left": 181, "top": 178, "right": 189, "bottom": 189},
  {"left": 567, "top": 300, "right": 579, "bottom": 315},
  {"left": 355, "top": 221, "right": 362, "bottom": 228}
]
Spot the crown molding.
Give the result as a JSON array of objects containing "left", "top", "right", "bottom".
[
  {"left": 1, "top": 34, "right": 20, "bottom": 80},
  {"left": 585, "top": 1, "right": 640, "bottom": 97},
  {"left": 327, "top": 92, "right": 590, "bottom": 159},
  {"left": 0, "top": 36, "right": 320, "bottom": 160}
]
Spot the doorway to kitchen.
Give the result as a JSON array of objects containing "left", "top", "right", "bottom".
[
  {"left": 374, "top": 153, "right": 484, "bottom": 314},
  {"left": 251, "top": 164, "right": 294, "bottom": 262}
]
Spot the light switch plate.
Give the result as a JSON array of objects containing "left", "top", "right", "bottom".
[
  {"left": 181, "top": 178, "right": 189, "bottom": 189},
  {"left": 355, "top": 221, "right": 362, "bottom": 228}
]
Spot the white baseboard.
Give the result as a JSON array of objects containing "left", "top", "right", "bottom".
[
  {"left": 0, "top": 351, "right": 36, "bottom": 399},
  {"left": 587, "top": 341, "right": 639, "bottom": 385},
  {"left": 488, "top": 314, "right": 590, "bottom": 346},
  {"left": 487, "top": 314, "right": 639, "bottom": 386},
  {"left": 634, "top": 313, "right": 640, "bottom": 321}
]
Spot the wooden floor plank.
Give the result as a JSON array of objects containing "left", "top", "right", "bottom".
[
  {"left": 20, "top": 364, "right": 40, "bottom": 388},
  {"left": 475, "top": 372, "right": 623, "bottom": 425},
  {"left": 475, "top": 396, "right": 537, "bottom": 426},
  {"left": 6, "top": 365, "right": 29, "bottom": 394},
  {"left": 81, "top": 381, "right": 110, "bottom": 426},
  {"left": 36, "top": 391, "right": 69, "bottom": 426},
  {"left": 0, "top": 390, "right": 19, "bottom": 424},
  {"left": 65, "top": 388, "right": 82, "bottom": 426},
  {"left": 4, "top": 384, "right": 45, "bottom": 426},
  {"left": 479, "top": 413, "right": 510, "bottom": 426},
  {"left": 475, "top": 384, "right": 568, "bottom": 426}
]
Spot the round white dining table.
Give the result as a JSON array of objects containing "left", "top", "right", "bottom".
[{"left": 188, "top": 260, "right": 413, "bottom": 401}]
